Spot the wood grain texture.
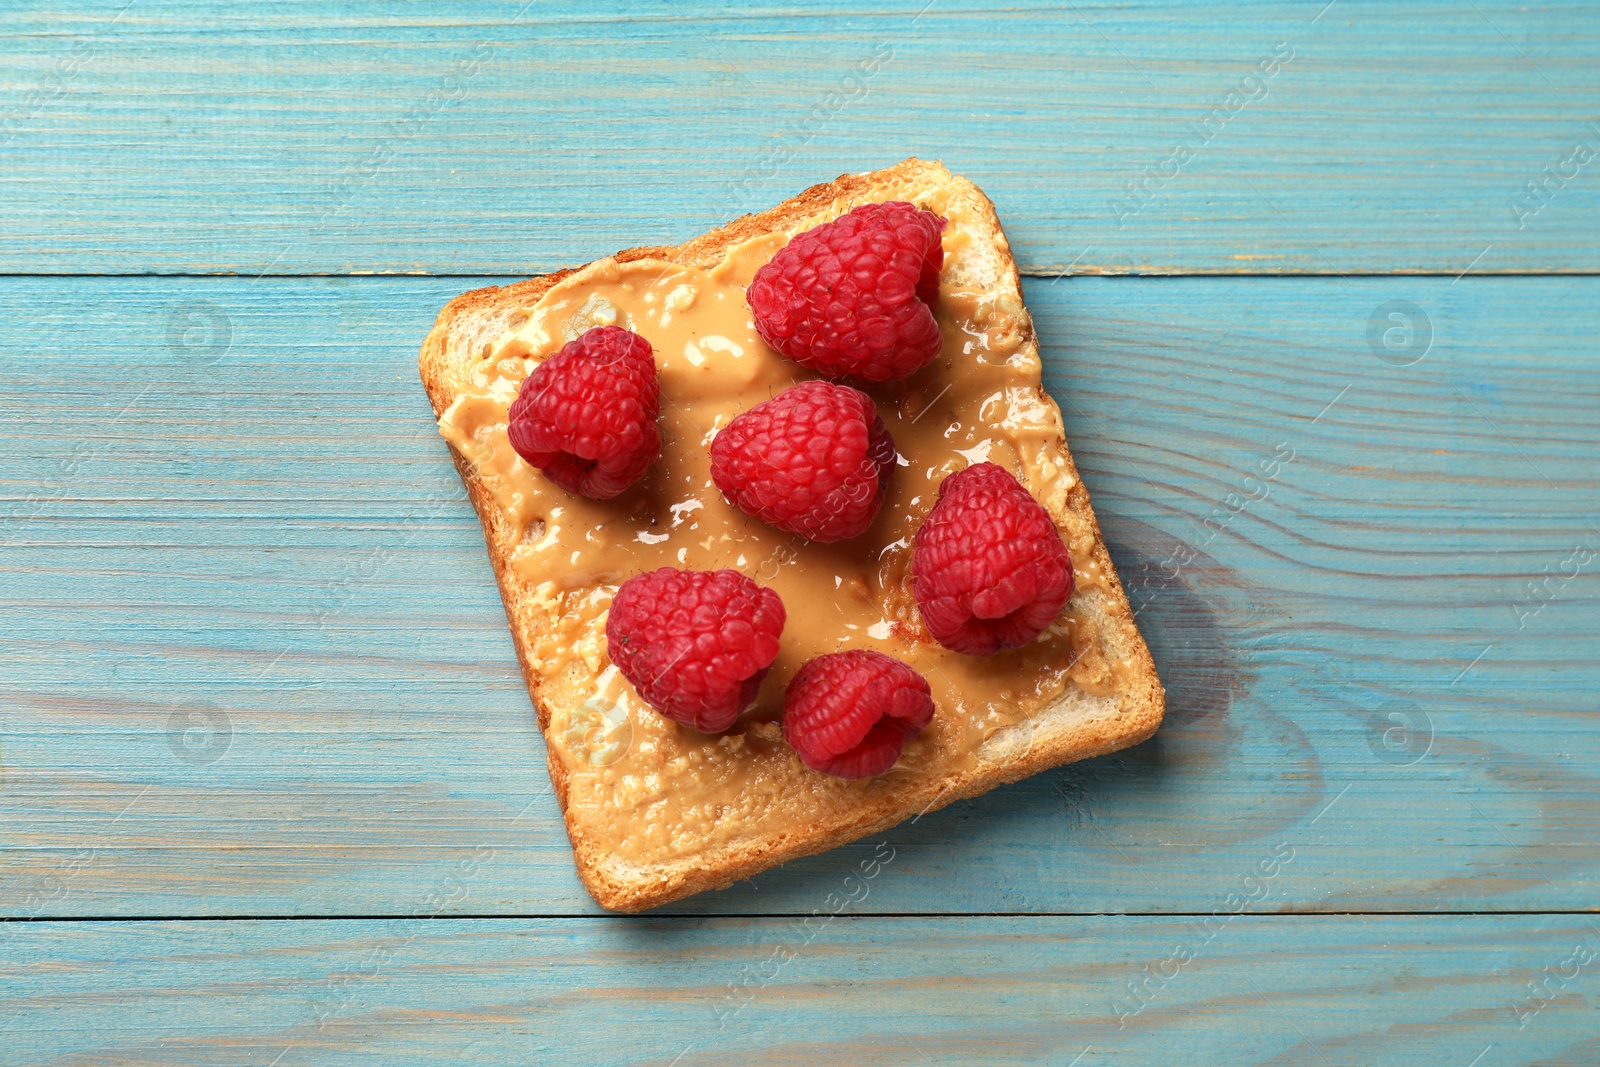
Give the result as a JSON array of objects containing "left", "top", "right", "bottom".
[
  {"left": 3, "top": 916, "right": 1597, "bottom": 1065},
  {"left": 1, "top": 275, "right": 1594, "bottom": 917},
  {"left": 3, "top": 0, "right": 1599, "bottom": 275}
]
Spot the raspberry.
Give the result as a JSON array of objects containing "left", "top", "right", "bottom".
[
  {"left": 912, "top": 462, "right": 1074, "bottom": 656},
  {"left": 605, "top": 568, "right": 785, "bottom": 733},
  {"left": 783, "top": 650, "right": 934, "bottom": 779},
  {"left": 710, "top": 380, "right": 897, "bottom": 543},
  {"left": 747, "top": 201, "right": 946, "bottom": 382},
  {"left": 507, "top": 325, "right": 660, "bottom": 499}
]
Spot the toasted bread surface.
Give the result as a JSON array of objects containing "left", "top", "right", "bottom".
[{"left": 420, "top": 159, "right": 1163, "bottom": 911}]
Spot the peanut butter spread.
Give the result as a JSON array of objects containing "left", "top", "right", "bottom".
[{"left": 438, "top": 206, "right": 1134, "bottom": 865}]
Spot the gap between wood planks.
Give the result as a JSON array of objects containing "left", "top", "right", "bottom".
[{"left": 3, "top": 910, "right": 1597, "bottom": 923}]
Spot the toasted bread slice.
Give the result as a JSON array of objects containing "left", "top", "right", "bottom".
[{"left": 419, "top": 158, "right": 1163, "bottom": 912}]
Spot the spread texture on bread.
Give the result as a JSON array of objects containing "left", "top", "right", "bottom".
[{"left": 419, "top": 158, "right": 1164, "bottom": 912}]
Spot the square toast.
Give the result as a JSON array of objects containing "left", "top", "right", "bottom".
[{"left": 419, "top": 158, "right": 1163, "bottom": 911}]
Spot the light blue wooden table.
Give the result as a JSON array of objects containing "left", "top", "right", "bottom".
[{"left": 2, "top": 2, "right": 1597, "bottom": 1064}]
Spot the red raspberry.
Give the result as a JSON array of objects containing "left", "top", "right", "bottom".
[
  {"left": 710, "top": 380, "right": 897, "bottom": 543},
  {"left": 747, "top": 201, "right": 946, "bottom": 382},
  {"left": 507, "top": 325, "right": 660, "bottom": 499},
  {"left": 783, "top": 650, "right": 934, "bottom": 779},
  {"left": 605, "top": 568, "right": 785, "bottom": 733},
  {"left": 912, "top": 462, "right": 1074, "bottom": 656}
]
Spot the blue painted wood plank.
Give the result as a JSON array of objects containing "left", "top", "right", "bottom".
[
  {"left": 2, "top": 916, "right": 1596, "bottom": 1065},
  {"left": 1, "top": 275, "right": 1594, "bottom": 917},
  {"left": 2, "top": 0, "right": 1598, "bottom": 274}
]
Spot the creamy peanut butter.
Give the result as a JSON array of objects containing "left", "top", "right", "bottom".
[{"left": 439, "top": 206, "right": 1134, "bottom": 864}]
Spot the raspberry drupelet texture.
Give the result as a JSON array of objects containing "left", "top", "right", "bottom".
[
  {"left": 506, "top": 325, "right": 661, "bottom": 499},
  {"left": 605, "top": 568, "right": 786, "bottom": 733},
  {"left": 782, "top": 650, "right": 935, "bottom": 779},
  {"left": 710, "top": 380, "right": 897, "bottom": 543},
  {"left": 912, "top": 462, "right": 1074, "bottom": 656},
  {"left": 747, "top": 201, "right": 946, "bottom": 382}
]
